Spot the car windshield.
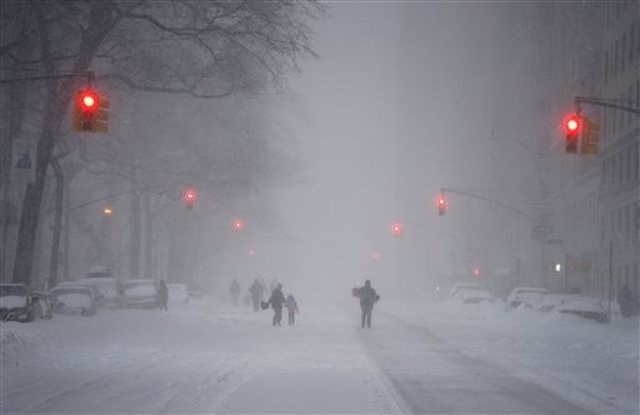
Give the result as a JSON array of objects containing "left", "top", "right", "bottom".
[
  {"left": 0, "top": 285, "right": 26, "bottom": 297},
  {"left": 52, "top": 288, "right": 90, "bottom": 297}
]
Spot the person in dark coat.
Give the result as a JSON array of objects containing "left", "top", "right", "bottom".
[
  {"left": 230, "top": 279, "right": 241, "bottom": 306},
  {"left": 158, "top": 280, "right": 168, "bottom": 311},
  {"left": 249, "top": 279, "right": 264, "bottom": 312},
  {"left": 617, "top": 281, "right": 634, "bottom": 318},
  {"left": 355, "top": 280, "right": 379, "bottom": 328},
  {"left": 267, "top": 283, "right": 286, "bottom": 326}
]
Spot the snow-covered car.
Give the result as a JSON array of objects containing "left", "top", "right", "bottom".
[
  {"left": 457, "top": 288, "right": 495, "bottom": 304},
  {"left": 50, "top": 285, "right": 97, "bottom": 316},
  {"left": 535, "top": 294, "right": 582, "bottom": 313},
  {"left": 169, "top": 283, "right": 189, "bottom": 304},
  {"left": 506, "top": 286, "right": 549, "bottom": 309},
  {"left": 557, "top": 297, "right": 609, "bottom": 323},
  {"left": 78, "top": 278, "right": 121, "bottom": 308},
  {"left": 448, "top": 282, "right": 480, "bottom": 298},
  {"left": 0, "top": 283, "right": 34, "bottom": 322},
  {"left": 121, "top": 280, "right": 160, "bottom": 309},
  {"left": 87, "top": 266, "right": 114, "bottom": 279},
  {"left": 31, "top": 291, "right": 54, "bottom": 319},
  {"left": 55, "top": 281, "right": 103, "bottom": 304}
]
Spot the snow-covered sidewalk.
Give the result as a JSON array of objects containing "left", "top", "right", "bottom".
[{"left": 382, "top": 299, "right": 640, "bottom": 414}]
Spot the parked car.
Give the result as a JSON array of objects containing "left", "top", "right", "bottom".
[
  {"left": 506, "top": 286, "right": 549, "bottom": 309},
  {"left": 31, "top": 291, "right": 54, "bottom": 319},
  {"left": 86, "top": 265, "right": 114, "bottom": 279},
  {"left": 121, "top": 279, "right": 160, "bottom": 308},
  {"left": 457, "top": 288, "right": 495, "bottom": 304},
  {"left": 535, "top": 294, "right": 582, "bottom": 313},
  {"left": 0, "top": 283, "right": 34, "bottom": 322},
  {"left": 50, "top": 285, "right": 97, "bottom": 316},
  {"left": 449, "top": 282, "right": 480, "bottom": 298},
  {"left": 55, "top": 281, "right": 103, "bottom": 304},
  {"left": 169, "top": 283, "right": 190, "bottom": 304},
  {"left": 557, "top": 297, "right": 609, "bottom": 323},
  {"left": 78, "top": 278, "right": 121, "bottom": 308}
]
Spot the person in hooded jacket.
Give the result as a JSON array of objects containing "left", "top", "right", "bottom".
[
  {"left": 355, "top": 280, "right": 379, "bottom": 328},
  {"left": 267, "top": 283, "right": 286, "bottom": 326},
  {"left": 285, "top": 294, "right": 299, "bottom": 325}
]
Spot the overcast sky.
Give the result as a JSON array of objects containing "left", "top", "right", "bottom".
[{"left": 235, "top": 2, "right": 533, "bottom": 298}]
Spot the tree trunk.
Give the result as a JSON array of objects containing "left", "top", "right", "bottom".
[
  {"left": 48, "top": 158, "right": 63, "bottom": 288},
  {"left": 129, "top": 182, "right": 141, "bottom": 279},
  {"left": 11, "top": 2, "right": 117, "bottom": 286},
  {"left": 143, "top": 194, "right": 153, "bottom": 279}
]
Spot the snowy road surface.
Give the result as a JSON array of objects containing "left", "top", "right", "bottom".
[{"left": 1, "top": 298, "right": 638, "bottom": 414}]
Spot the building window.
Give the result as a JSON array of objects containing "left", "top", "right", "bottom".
[
  {"left": 622, "top": 33, "right": 627, "bottom": 71},
  {"left": 633, "top": 138, "right": 640, "bottom": 180},
  {"left": 625, "top": 205, "right": 631, "bottom": 241},
  {"left": 630, "top": 26, "right": 636, "bottom": 63}
]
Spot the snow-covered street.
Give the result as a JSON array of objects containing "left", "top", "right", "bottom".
[{"left": 2, "top": 298, "right": 638, "bottom": 414}]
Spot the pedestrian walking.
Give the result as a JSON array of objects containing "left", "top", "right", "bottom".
[
  {"left": 249, "top": 278, "right": 264, "bottom": 312},
  {"left": 285, "top": 294, "right": 299, "bottom": 325},
  {"left": 230, "top": 279, "right": 241, "bottom": 306},
  {"left": 158, "top": 280, "right": 169, "bottom": 311},
  {"left": 617, "top": 281, "right": 635, "bottom": 318},
  {"left": 353, "top": 280, "right": 379, "bottom": 328},
  {"left": 267, "top": 283, "right": 286, "bottom": 326}
]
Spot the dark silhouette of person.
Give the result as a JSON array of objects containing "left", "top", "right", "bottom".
[
  {"left": 249, "top": 278, "right": 264, "bottom": 312},
  {"left": 355, "top": 280, "right": 379, "bottom": 328},
  {"left": 285, "top": 294, "right": 298, "bottom": 325},
  {"left": 230, "top": 279, "right": 241, "bottom": 306},
  {"left": 267, "top": 283, "right": 286, "bottom": 326},
  {"left": 158, "top": 280, "right": 168, "bottom": 311},
  {"left": 617, "top": 281, "right": 635, "bottom": 318}
]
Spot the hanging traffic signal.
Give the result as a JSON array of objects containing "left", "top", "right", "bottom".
[
  {"left": 73, "top": 88, "right": 109, "bottom": 133},
  {"left": 437, "top": 194, "right": 448, "bottom": 216},
  {"left": 563, "top": 114, "right": 581, "bottom": 154},
  {"left": 232, "top": 218, "right": 245, "bottom": 232},
  {"left": 183, "top": 187, "right": 197, "bottom": 209},
  {"left": 390, "top": 222, "right": 404, "bottom": 238}
]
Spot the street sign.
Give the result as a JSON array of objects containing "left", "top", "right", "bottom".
[{"left": 545, "top": 238, "right": 563, "bottom": 245}]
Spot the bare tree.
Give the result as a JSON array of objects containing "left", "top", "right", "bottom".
[{"left": 1, "top": 0, "right": 321, "bottom": 286}]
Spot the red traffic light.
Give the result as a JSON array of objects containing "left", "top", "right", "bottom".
[
  {"left": 565, "top": 114, "right": 580, "bottom": 132},
  {"left": 472, "top": 267, "right": 480, "bottom": 277},
  {"left": 78, "top": 89, "right": 99, "bottom": 112},
  {"left": 183, "top": 187, "right": 197, "bottom": 208},
  {"left": 563, "top": 114, "right": 581, "bottom": 154},
  {"left": 232, "top": 218, "right": 245, "bottom": 232},
  {"left": 437, "top": 194, "right": 447, "bottom": 215},
  {"left": 390, "top": 222, "right": 404, "bottom": 237}
]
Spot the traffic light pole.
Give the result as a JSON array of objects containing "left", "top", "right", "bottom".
[
  {"left": 575, "top": 96, "right": 640, "bottom": 115},
  {"left": 440, "top": 187, "right": 536, "bottom": 223},
  {"left": 0, "top": 71, "right": 95, "bottom": 86}
]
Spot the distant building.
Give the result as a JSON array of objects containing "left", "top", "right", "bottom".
[{"left": 598, "top": 2, "right": 640, "bottom": 301}]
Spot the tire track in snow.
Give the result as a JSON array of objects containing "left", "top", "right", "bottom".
[{"left": 20, "top": 350, "right": 169, "bottom": 413}]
